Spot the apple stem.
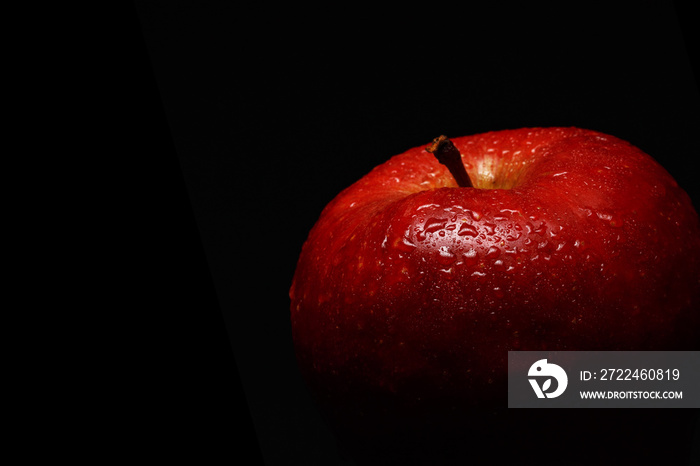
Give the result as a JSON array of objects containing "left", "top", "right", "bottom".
[{"left": 426, "top": 135, "right": 473, "bottom": 188}]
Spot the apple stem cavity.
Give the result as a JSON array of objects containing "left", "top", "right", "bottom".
[{"left": 426, "top": 135, "right": 473, "bottom": 188}]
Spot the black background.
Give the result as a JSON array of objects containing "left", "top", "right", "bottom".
[{"left": 132, "top": 2, "right": 700, "bottom": 464}]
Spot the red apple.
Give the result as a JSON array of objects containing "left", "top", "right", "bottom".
[{"left": 289, "top": 127, "right": 700, "bottom": 457}]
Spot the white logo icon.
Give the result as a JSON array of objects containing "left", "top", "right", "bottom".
[{"left": 528, "top": 359, "right": 568, "bottom": 398}]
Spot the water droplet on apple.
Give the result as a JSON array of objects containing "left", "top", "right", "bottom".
[
  {"left": 438, "top": 246, "right": 456, "bottom": 265},
  {"left": 596, "top": 211, "right": 613, "bottom": 222},
  {"left": 533, "top": 223, "right": 547, "bottom": 236},
  {"left": 486, "top": 246, "right": 501, "bottom": 259},
  {"left": 596, "top": 211, "right": 622, "bottom": 228},
  {"left": 417, "top": 217, "right": 448, "bottom": 241},
  {"left": 505, "top": 231, "right": 521, "bottom": 241},
  {"left": 463, "top": 248, "right": 479, "bottom": 265},
  {"left": 458, "top": 223, "right": 478, "bottom": 237}
]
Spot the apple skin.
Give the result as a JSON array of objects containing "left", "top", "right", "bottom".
[{"left": 289, "top": 127, "right": 700, "bottom": 450}]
